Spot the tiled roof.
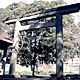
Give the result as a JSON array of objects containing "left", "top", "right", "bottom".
[{"left": 0, "top": 36, "right": 13, "bottom": 44}]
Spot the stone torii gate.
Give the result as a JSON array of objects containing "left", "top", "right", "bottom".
[{"left": 5, "top": 3, "right": 80, "bottom": 79}]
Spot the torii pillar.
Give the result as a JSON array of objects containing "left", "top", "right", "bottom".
[
  {"left": 9, "top": 21, "right": 21, "bottom": 74},
  {"left": 56, "top": 13, "right": 63, "bottom": 80}
]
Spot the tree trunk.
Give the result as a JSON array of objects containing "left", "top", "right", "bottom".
[
  {"left": 32, "top": 64, "right": 35, "bottom": 77},
  {"left": 36, "top": 54, "right": 38, "bottom": 73}
]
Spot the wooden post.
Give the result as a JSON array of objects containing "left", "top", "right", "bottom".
[
  {"left": 2, "top": 48, "right": 7, "bottom": 75},
  {"left": 9, "top": 21, "right": 21, "bottom": 74},
  {"left": 56, "top": 13, "right": 63, "bottom": 80}
]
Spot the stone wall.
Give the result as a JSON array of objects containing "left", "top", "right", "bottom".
[{"left": 2, "top": 56, "right": 80, "bottom": 75}]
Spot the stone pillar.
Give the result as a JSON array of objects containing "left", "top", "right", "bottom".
[
  {"left": 9, "top": 21, "right": 21, "bottom": 74},
  {"left": 56, "top": 13, "right": 63, "bottom": 80}
]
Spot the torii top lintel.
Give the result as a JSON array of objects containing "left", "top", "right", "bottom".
[{"left": 5, "top": 3, "right": 80, "bottom": 24}]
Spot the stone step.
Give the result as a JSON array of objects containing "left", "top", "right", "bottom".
[
  {"left": 0, "top": 78, "right": 47, "bottom": 80},
  {"left": 0, "top": 75, "right": 50, "bottom": 80}
]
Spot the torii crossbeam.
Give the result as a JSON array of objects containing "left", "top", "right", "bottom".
[
  {"left": 5, "top": 3, "right": 80, "bottom": 80},
  {"left": 5, "top": 3, "right": 80, "bottom": 24}
]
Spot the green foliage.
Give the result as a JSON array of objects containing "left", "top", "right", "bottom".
[{"left": 18, "top": 27, "right": 56, "bottom": 66}]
